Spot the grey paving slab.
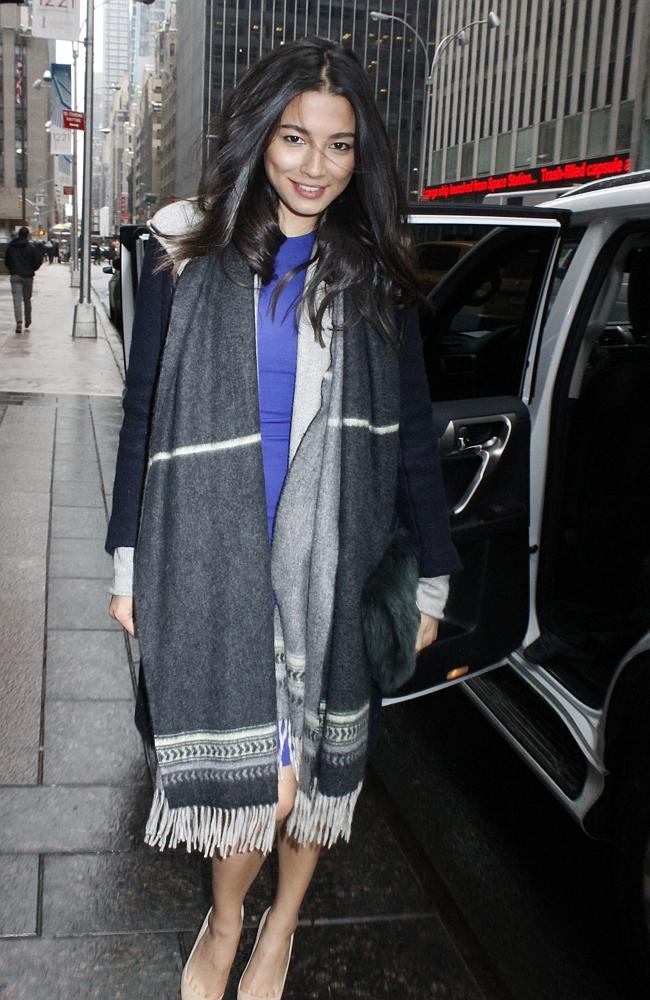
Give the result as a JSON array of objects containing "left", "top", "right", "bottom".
[
  {"left": 0, "top": 511, "right": 48, "bottom": 557},
  {"left": 51, "top": 479, "right": 104, "bottom": 507},
  {"left": 52, "top": 459, "right": 102, "bottom": 484},
  {"left": 0, "top": 855, "right": 39, "bottom": 936},
  {"left": 53, "top": 441, "right": 98, "bottom": 462},
  {"left": 46, "top": 629, "right": 132, "bottom": 700},
  {"left": 47, "top": 577, "right": 118, "bottom": 630},
  {"left": 42, "top": 849, "right": 211, "bottom": 934},
  {"left": 0, "top": 446, "right": 53, "bottom": 470},
  {"left": 50, "top": 505, "right": 107, "bottom": 540},
  {"left": 0, "top": 784, "right": 151, "bottom": 853},
  {"left": 0, "top": 555, "right": 45, "bottom": 784},
  {"left": 0, "top": 487, "right": 49, "bottom": 523},
  {"left": 49, "top": 537, "right": 113, "bottom": 580},
  {"left": 55, "top": 419, "right": 93, "bottom": 434},
  {"left": 2, "top": 466, "right": 51, "bottom": 493},
  {"left": 0, "top": 933, "right": 183, "bottom": 1000},
  {"left": 54, "top": 427, "right": 96, "bottom": 447},
  {"left": 0, "top": 748, "right": 38, "bottom": 786},
  {"left": 43, "top": 700, "right": 148, "bottom": 785}
]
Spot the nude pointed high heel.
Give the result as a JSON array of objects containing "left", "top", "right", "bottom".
[
  {"left": 237, "top": 907, "right": 294, "bottom": 1000},
  {"left": 181, "top": 905, "right": 244, "bottom": 1000}
]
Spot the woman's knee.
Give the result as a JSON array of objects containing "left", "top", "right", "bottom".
[{"left": 276, "top": 766, "right": 297, "bottom": 823}]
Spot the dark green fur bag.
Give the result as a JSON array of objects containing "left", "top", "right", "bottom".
[{"left": 361, "top": 527, "right": 420, "bottom": 695}]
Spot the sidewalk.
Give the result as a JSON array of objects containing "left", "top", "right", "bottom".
[{"left": 0, "top": 265, "right": 494, "bottom": 999}]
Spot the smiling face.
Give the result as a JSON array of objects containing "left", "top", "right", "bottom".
[{"left": 264, "top": 89, "right": 356, "bottom": 236}]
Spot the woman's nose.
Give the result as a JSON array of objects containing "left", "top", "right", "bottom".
[{"left": 300, "top": 143, "right": 326, "bottom": 177}]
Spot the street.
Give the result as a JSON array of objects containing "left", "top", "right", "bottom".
[{"left": 0, "top": 263, "right": 633, "bottom": 999}]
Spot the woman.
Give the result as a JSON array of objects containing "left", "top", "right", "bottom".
[{"left": 107, "top": 37, "right": 459, "bottom": 1000}]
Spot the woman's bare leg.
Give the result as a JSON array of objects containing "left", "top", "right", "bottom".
[
  {"left": 185, "top": 849, "right": 266, "bottom": 999},
  {"left": 239, "top": 766, "right": 321, "bottom": 997}
]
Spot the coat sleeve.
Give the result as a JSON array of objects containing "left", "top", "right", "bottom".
[
  {"left": 105, "top": 237, "right": 173, "bottom": 554},
  {"left": 396, "top": 307, "right": 462, "bottom": 578}
]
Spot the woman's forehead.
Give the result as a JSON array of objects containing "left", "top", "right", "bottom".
[{"left": 279, "top": 91, "right": 356, "bottom": 133}]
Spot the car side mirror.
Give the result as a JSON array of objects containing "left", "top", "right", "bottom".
[{"left": 102, "top": 266, "right": 114, "bottom": 274}]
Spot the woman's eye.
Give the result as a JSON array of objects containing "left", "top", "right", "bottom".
[
  {"left": 331, "top": 142, "right": 353, "bottom": 152},
  {"left": 282, "top": 134, "right": 304, "bottom": 144}
]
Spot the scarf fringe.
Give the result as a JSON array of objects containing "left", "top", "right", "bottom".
[
  {"left": 285, "top": 780, "right": 363, "bottom": 849},
  {"left": 144, "top": 777, "right": 363, "bottom": 856},
  {"left": 144, "top": 787, "right": 277, "bottom": 858}
]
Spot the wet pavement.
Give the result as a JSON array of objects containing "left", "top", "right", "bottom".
[{"left": 0, "top": 265, "right": 506, "bottom": 999}]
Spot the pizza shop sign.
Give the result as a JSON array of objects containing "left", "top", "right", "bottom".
[{"left": 421, "top": 154, "right": 631, "bottom": 202}]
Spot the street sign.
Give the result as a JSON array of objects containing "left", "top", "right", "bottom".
[
  {"left": 62, "top": 110, "right": 84, "bottom": 131},
  {"left": 32, "top": 0, "right": 80, "bottom": 42},
  {"left": 63, "top": 185, "right": 75, "bottom": 196}
]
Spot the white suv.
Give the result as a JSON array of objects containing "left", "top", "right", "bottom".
[{"left": 398, "top": 170, "right": 650, "bottom": 994}]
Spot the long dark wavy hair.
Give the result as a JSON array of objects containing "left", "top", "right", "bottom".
[{"left": 156, "top": 37, "right": 419, "bottom": 348}]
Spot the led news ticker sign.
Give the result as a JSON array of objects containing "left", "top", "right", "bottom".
[{"left": 422, "top": 153, "right": 631, "bottom": 202}]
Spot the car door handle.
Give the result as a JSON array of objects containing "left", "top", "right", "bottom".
[{"left": 441, "top": 415, "right": 513, "bottom": 515}]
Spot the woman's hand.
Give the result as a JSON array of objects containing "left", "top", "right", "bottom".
[
  {"left": 415, "top": 612, "right": 439, "bottom": 653},
  {"left": 109, "top": 595, "right": 136, "bottom": 637}
]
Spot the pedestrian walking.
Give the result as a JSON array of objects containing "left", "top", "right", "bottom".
[
  {"left": 51, "top": 238, "right": 60, "bottom": 264},
  {"left": 106, "top": 38, "right": 459, "bottom": 1000},
  {"left": 4, "top": 226, "right": 43, "bottom": 333}
]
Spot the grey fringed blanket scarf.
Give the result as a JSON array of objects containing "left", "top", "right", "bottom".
[{"left": 135, "top": 247, "right": 401, "bottom": 857}]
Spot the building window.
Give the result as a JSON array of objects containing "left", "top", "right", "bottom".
[
  {"left": 430, "top": 149, "right": 443, "bottom": 184},
  {"left": 538, "top": 119, "right": 556, "bottom": 163},
  {"left": 587, "top": 107, "right": 611, "bottom": 157},
  {"left": 460, "top": 141, "right": 474, "bottom": 178},
  {"left": 561, "top": 113, "right": 583, "bottom": 161},
  {"left": 495, "top": 132, "right": 512, "bottom": 173},
  {"left": 515, "top": 127, "right": 534, "bottom": 167},
  {"left": 616, "top": 100, "right": 633, "bottom": 150},
  {"left": 477, "top": 137, "right": 492, "bottom": 175},
  {"left": 445, "top": 145, "right": 458, "bottom": 180}
]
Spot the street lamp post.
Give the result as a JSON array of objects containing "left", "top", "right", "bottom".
[
  {"left": 72, "top": 0, "right": 96, "bottom": 337},
  {"left": 370, "top": 10, "right": 500, "bottom": 199},
  {"left": 70, "top": 43, "right": 80, "bottom": 287}
]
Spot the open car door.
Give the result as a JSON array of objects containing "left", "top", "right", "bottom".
[
  {"left": 386, "top": 205, "right": 569, "bottom": 704},
  {"left": 119, "top": 224, "right": 150, "bottom": 370}
]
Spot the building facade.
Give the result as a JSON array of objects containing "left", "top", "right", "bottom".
[
  {"left": 0, "top": 5, "right": 53, "bottom": 240},
  {"left": 132, "top": 71, "right": 162, "bottom": 221},
  {"left": 422, "top": 0, "right": 650, "bottom": 203},
  {"left": 157, "top": 11, "right": 177, "bottom": 204},
  {"left": 175, "top": 1, "right": 436, "bottom": 200}
]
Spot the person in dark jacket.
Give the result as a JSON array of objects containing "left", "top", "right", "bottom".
[{"left": 4, "top": 226, "right": 42, "bottom": 333}]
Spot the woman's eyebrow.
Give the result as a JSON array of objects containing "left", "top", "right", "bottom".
[{"left": 279, "top": 123, "right": 356, "bottom": 139}]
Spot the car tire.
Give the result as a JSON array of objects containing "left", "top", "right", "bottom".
[{"left": 614, "top": 751, "right": 650, "bottom": 999}]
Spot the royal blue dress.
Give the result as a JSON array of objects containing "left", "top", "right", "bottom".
[{"left": 257, "top": 231, "right": 316, "bottom": 766}]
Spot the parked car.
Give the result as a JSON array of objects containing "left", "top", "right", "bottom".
[{"left": 397, "top": 170, "right": 650, "bottom": 996}]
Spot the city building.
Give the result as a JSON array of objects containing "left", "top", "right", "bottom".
[
  {"left": 130, "top": 0, "right": 174, "bottom": 96},
  {"left": 422, "top": 0, "right": 650, "bottom": 204},
  {"left": 94, "top": 0, "right": 130, "bottom": 216},
  {"left": 157, "top": 10, "right": 177, "bottom": 204},
  {"left": 175, "top": 1, "right": 435, "bottom": 200},
  {"left": 100, "top": 74, "right": 133, "bottom": 232},
  {"left": 0, "top": 5, "right": 54, "bottom": 241},
  {"left": 132, "top": 71, "right": 162, "bottom": 221}
]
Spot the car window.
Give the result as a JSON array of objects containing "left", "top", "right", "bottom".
[
  {"left": 409, "top": 223, "right": 560, "bottom": 400},
  {"left": 545, "top": 228, "right": 585, "bottom": 314}
]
